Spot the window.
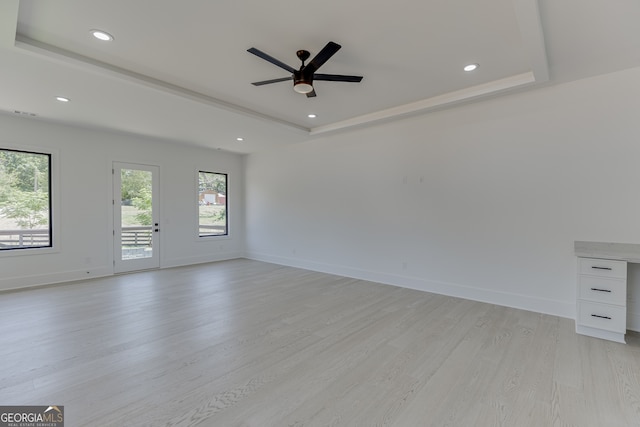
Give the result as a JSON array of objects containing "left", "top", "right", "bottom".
[
  {"left": 198, "top": 171, "right": 227, "bottom": 237},
  {"left": 0, "top": 149, "right": 52, "bottom": 250}
]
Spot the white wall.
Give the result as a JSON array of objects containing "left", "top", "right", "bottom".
[
  {"left": 5, "top": 66, "right": 640, "bottom": 329},
  {"left": 245, "top": 66, "right": 640, "bottom": 324},
  {"left": 0, "top": 115, "right": 245, "bottom": 290}
]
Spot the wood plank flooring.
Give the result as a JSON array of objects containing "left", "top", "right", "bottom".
[{"left": 1, "top": 259, "right": 639, "bottom": 426}]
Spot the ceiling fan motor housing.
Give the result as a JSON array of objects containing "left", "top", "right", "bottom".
[{"left": 293, "top": 70, "right": 313, "bottom": 93}]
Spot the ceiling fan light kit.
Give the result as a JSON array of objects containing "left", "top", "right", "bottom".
[
  {"left": 247, "top": 41, "right": 363, "bottom": 98},
  {"left": 293, "top": 82, "right": 313, "bottom": 94}
]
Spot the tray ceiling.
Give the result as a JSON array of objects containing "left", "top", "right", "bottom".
[{"left": 0, "top": 0, "right": 638, "bottom": 153}]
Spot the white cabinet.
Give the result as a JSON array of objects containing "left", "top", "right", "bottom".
[{"left": 576, "top": 257, "right": 627, "bottom": 343}]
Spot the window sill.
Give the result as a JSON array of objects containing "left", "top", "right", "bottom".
[{"left": 0, "top": 246, "right": 59, "bottom": 257}]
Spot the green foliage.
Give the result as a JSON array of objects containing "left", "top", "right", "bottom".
[
  {"left": 198, "top": 205, "right": 226, "bottom": 226},
  {"left": 120, "top": 169, "right": 151, "bottom": 203},
  {"left": 0, "top": 163, "right": 11, "bottom": 206},
  {"left": 0, "top": 150, "right": 50, "bottom": 229},
  {"left": 0, "top": 150, "right": 49, "bottom": 192},
  {"left": 132, "top": 187, "right": 153, "bottom": 225},
  {"left": 121, "top": 169, "right": 153, "bottom": 225},
  {"left": 213, "top": 208, "right": 226, "bottom": 222},
  {"left": 199, "top": 171, "right": 226, "bottom": 194},
  {"left": 1, "top": 190, "right": 49, "bottom": 228}
]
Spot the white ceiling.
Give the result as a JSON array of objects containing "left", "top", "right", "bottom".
[{"left": 0, "top": 0, "right": 639, "bottom": 154}]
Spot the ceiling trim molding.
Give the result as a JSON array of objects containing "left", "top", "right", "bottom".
[
  {"left": 513, "top": 0, "right": 549, "bottom": 83},
  {"left": 309, "top": 72, "right": 536, "bottom": 136},
  {"left": 0, "top": 0, "right": 19, "bottom": 49},
  {"left": 13, "top": 35, "right": 310, "bottom": 135},
  {"left": 310, "top": 0, "right": 549, "bottom": 137},
  {"left": 10, "top": 0, "right": 549, "bottom": 140}
]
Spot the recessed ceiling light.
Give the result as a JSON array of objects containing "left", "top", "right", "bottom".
[
  {"left": 90, "top": 29, "right": 114, "bottom": 41},
  {"left": 464, "top": 63, "right": 479, "bottom": 72},
  {"left": 55, "top": 96, "right": 70, "bottom": 102},
  {"left": 307, "top": 114, "right": 317, "bottom": 118},
  {"left": 236, "top": 137, "right": 244, "bottom": 142}
]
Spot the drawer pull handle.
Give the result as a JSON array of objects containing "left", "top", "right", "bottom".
[
  {"left": 591, "top": 314, "right": 612, "bottom": 320},
  {"left": 591, "top": 266, "right": 613, "bottom": 271},
  {"left": 590, "top": 288, "right": 612, "bottom": 293}
]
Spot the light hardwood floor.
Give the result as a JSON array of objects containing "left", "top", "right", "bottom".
[{"left": 1, "top": 259, "right": 640, "bottom": 426}]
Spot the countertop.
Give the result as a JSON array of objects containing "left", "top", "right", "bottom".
[{"left": 575, "top": 241, "right": 640, "bottom": 263}]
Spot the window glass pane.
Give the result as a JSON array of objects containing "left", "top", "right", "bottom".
[
  {"left": 120, "top": 169, "right": 153, "bottom": 259},
  {"left": 0, "top": 149, "right": 52, "bottom": 250},
  {"left": 198, "top": 171, "right": 227, "bottom": 237}
]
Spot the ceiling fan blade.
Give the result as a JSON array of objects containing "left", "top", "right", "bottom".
[
  {"left": 313, "top": 74, "right": 363, "bottom": 82},
  {"left": 306, "top": 88, "right": 317, "bottom": 98},
  {"left": 306, "top": 41, "right": 341, "bottom": 74},
  {"left": 251, "top": 76, "right": 293, "bottom": 86},
  {"left": 247, "top": 47, "right": 297, "bottom": 74}
]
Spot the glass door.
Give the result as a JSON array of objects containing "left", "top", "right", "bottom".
[{"left": 113, "top": 162, "right": 160, "bottom": 273}]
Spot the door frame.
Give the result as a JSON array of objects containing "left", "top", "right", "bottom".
[{"left": 112, "top": 162, "right": 160, "bottom": 273}]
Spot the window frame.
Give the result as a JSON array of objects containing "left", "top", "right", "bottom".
[
  {"left": 197, "top": 170, "right": 228, "bottom": 239},
  {"left": 0, "top": 146, "right": 56, "bottom": 254}
]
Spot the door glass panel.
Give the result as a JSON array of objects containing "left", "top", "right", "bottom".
[{"left": 120, "top": 168, "right": 153, "bottom": 260}]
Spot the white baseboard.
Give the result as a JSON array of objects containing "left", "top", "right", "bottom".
[
  {"left": 0, "top": 266, "right": 112, "bottom": 292},
  {"left": 0, "top": 252, "right": 244, "bottom": 292},
  {"left": 161, "top": 251, "right": 244, "bottom": 269},
  {"left": 2, "top": 252, "right": 578, "bottom": 324},
  {"left": 576, "top": 324, "right": 626, "bottom": 343},
  {"left": 245, "top": 251, "right": 575, "bottom": 320}
]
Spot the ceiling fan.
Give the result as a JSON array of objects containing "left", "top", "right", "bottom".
[{"left": 247, "top": 41, "right": 363, "bottom": 98}]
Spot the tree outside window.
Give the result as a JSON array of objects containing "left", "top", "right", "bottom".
[
  {"left": 0, "top": 149, "right": 51, "bottom": 250},
  {"left": 198, "top": 171, "right": 227, "bottom": 237}
]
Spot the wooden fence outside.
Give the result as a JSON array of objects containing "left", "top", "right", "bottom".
[
  {"left": 1, "top": 224, "right": 227, "bottom": 249},
  {"left": 0, "top": 229, "right": 50, "bottom": 248}
]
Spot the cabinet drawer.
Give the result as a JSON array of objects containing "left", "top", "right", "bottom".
[
  {"left": 578, "top": 275, "right": 627, "bottom": 306},
  {"left": 577, "top": 301, "right": 626, "bottom": 333},
  {"left": 579, "top": 257, "right": 627, "bottom": 279}
]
